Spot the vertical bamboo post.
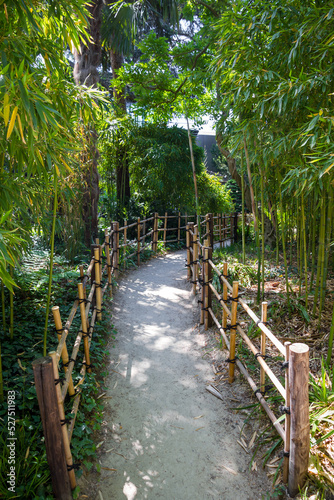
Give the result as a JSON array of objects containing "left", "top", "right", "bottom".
[
  {"left": 193, "top": 226, "right": 198, "bottom": 295},
  {"left": 288, "top": 343, "right": 309, "bottom": 497},
  {"left": 205, "top": 214, "right": 209, "bottom": 245},
  {"left": 260, "top": 302, "right": 268, "bottom": 393},
  {"left": 219, "top": 213, "right": 222, "bottom": 249},
  {"left": 79, "top": 265, "right": 86, "bottom": 300},
  {"left": 188, "top": 222, "right": 194, "bottom": 280},
  {"left": 78, "top": 283, "right": 91, "bottom": 373},
  {"left": 207, "top": 243, "right": 213, "bottom": 327},
  {"left": 186, "top": 224, "right": 192, "bottom": 280},
  {"left": 164, "top": 212, "right": 168, "bottom": 244},
  {"left": 178, "top": 212, "right": 181, "bottom": 245},
  {"left": 208, "top": 213, "right": 214, "bottom": 248},
  {"left": 95, "top": 238, "right": 102, "bottom": 281},
  {"left": 48, "top": 351, "right": 76, "bottom": 490},
  {"left": 222, "top": 214, "right": 226, "bottom": 247},
  {"left": 143, "top": 219, "right": 146, "bottom": 247},
  {"left": 152, "top": 213, "right": 158, "bottom": 252},
  {"left": 52, "top": 307, "right": 75, "bottom": 396},
  {"left": 283, "top": 341, "right": 291, "bottom": 484},
  {"left": 124, "top": 219, "right": 127, "bottom": 269},
  {"left": 105, "top": 229, "right": 112, "bottom": 298},
  {"left": 222, "top": 262, "right": 228, "bottom": 348},
  {"left": 228, "top": 281, "right": 239, "bottom": 383},
  {"left": 32, "top": 356, "right": 73, "bottom": 499},
  {"left": 137, "top": 217, "right": 141, "bottom": 267},
  {"left": 94, "top": 247, "right": 102, "bottom": 321},
  {"left": 113, "top": 222, "right": 119, "bottom": 279},
  {"left": 204, "top": 243, "right": 209, "bottom": 330}
]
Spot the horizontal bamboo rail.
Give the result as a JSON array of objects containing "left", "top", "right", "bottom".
[{"left": 187, "top": 223, "right": 310, "bottom": 497}]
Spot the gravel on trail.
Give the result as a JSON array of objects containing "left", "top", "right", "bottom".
[{"left": 80, "top": 250, "right": 272, "bottom": 500}]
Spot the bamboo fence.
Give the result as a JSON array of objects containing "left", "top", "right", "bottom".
[
  {"left": 32, "top": 212, "right": 238, "bottom": 499},
  {"left": 186, "top": 220, "right": 309, "bottom": 498}
]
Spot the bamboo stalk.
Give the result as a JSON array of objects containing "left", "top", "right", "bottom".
[
  {"left": 9, "top": 265, "right": 13, "bottom": 339},
  {"left": 319, "top": 188, "right": 333, "bottom": 320},
  {"left": 219, "top": 213, "right": 222, "bottom": 249},
  {"left": 178, "top": 212, "right": 181, "bottom": 245},
  {"left": 52, "top": 306, "right": 75, "bottom": 396},
  {"left": 78, "top": 283, "right": 91, "bottom": 373},
  {"left": 1, "top": 280, "right": 5, "bottom": 332},
  {"left": 94, "top": 247, "right": 102, "bottom": 321},
  {"left": 301, "top": 194, "right": 308, "bottom": 308},
  {"left": 105, "top": 230, "right": 112, "bottom": 298},
  {"left": 312, "top": 195, "right": 326, "bottom": 317},
  {"left": 123, "top": 219, "right": 127, "bottom": 269},
  {"left": 222, "top": 262, "right": 228, "bottom": 349},
  {"left": 260, "top": 171, "right": 265, "bottom": 301},
  {"left": 0, "top": 343, "right": 3, "bottom": 402},
  {"left": 283, "top": 342, "right": 291, "bottom": 484},
  {"left": 260, "top": 302, "right": 267, "bottom": 393},
  {"left": 278, "top": 177, "right": 290, "bottom": 309},
  {"left": 228, "top": 281, "right": 239, "bottom": 383},
  {"left": 137, "top": 217, "right": 141, "bottom": 267},
  {"left": 49, "top": 351, "right": 76, "bottom": 489},
  {"left": 193, "top": 226, "right": 198, "bottom": 295},
  {"left": 164, "top": 212, "right": 167, "bottom": 244}
]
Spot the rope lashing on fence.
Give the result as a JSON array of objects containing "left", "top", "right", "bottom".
[
  {"left": 67, "top": 463, "right": 80, "bottom": 472},
  {"left": 77, "top": 274, "right": 89, "bottom": 281},
  {"left": 254, "top": 384, "right": 274, "bottom": 396},
  {"left": 224, "top": 323, "right": 240, "bottom": 330},
  {"left": 82, "top": 361, "right": 93, "bottom": 370},
  {"left": 76, "top": 297, "right": 91, "bottom": 305},
  {"left": 60, "top": 417, "right": 72, "bottom": 426},
  {"left": 62, "top": 358, "right": 76, "bottom": 368},
  {"left": 254, "top": 352, "right": 273, "bottom": 360},
  {"left": 279, "top": 405, "right": 291, "bottom": 415},
  {"left": 256, "top": 319, "right": 268, "bottom": 327},
  {"left": 226, "top": 357, "right": 238, "bottom": 364},
  {"left": 54, "top": 378, "right": 65, "bottom": 386},
  {"left": 280, "top": 361, "right": 289, "bottom": 370}
]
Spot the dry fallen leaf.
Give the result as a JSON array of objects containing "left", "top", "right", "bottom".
[
  {"left": 237, "top": 440, "right": 249, "bottom": 453},
  {"left": 248, "top": 431, "right": 257, "bottom": 449},
  {"left": 251, "top": 461, "right": 257, "bottom": 471},
  {"left": 101, "top": 467, "right": 117, "bottom": 471},
  {"left": 195, "top": 426, "right": 205, "bottom": 431},
  {"left": 220, "top": 465, "right": 238, "bottom": 475},
  {"left": 96, "top": 441, "right": 105, "bottom": 449},
  {"left": 194, "top": 415, "right": 204, "bottom": 420}
]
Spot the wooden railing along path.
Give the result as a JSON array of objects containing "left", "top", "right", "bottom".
[
  {"left": 32, "top": 212, "right": 237, "bottom": 499},
  {"left": 186, "top": 221, "right": 309, "bottom": 498}
]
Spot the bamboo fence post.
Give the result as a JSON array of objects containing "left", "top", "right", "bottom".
[
  {"left": 186, "top": 224, "right": 192, "bottom": 280},
  {"left": 32, "top": 356, "right": 73, "bottom": 499},
  {"left": 223, "top": 214, "right": 226, "bottom": 247},
  {"left": 95, "top": 238, "right": 102, "bottom": 281},
  {"left": 52, "top": 307, "right": 75, "bottom": 396},
  {"left": 222, "top": 262, "right": 228, "bottom": 348},
  {"left": 288, "top": 343, "right": 310, "bottom": 497},
  {"left": 105, "top": 229, "right": 112, "bottom": 297},
  {"left": 152, "top": 213, "right": 158, "bottom": 252},
  {"left": 113, "top": 221, "right": 119, "bottom": 279},
  {"left": 124, "top": 219, "right": 127, "bottom": 269},
  {"left": 208, "top": 213, "right": 214, "bottom": 248},
  {"left": 188, "top": 222, "right": 194, "bottom": 279},
  {"left": 283, "top": 341, "right": 291, "bottom": 484},
  {"left": 164, "top": 212, "right": 168, "bottom": 244},
  {"left": 178, "top": 212, "right": 181, "bottom": 244},
  {"left": 137, "top": 217, "right": 141, "bottom": 267},
  {"left": 79, "top": 265, "right": 86, "bottom": 300},
  {"left": 48, "top": 351, "right": 76, "bottom": 490},
  {"left": 192, "top": 226, "right": 198, "bottom": 295},
  {"left": 228, "top": 281, "right": 239, "bottom": 383},
  {"left": 78, "top": 283, "right": 91, "bottom": 373},
  {"left": 204, "top": 243, "right": 209, "bottom": 330},
  {"left": 94, "top": 247, "right": 102, "bottom": 321},
  {"left": 205, "top": 213, "right": 211, "bottom": 248},
  {"left": 207, "top": 243, "right": 213, "bottom": 327},
  {"left": 260, "top": 302, "right": 268, "bottom": 393},
  {"left": 219, "top": 213, "right": 222, "bottom": 248},
  {"left": 143, "top": 219, "right": 146, "bottom": 247}
]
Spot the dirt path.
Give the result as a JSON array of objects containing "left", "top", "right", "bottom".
[{"left": 84, "top": 251, "right": 272, "bottom": 500}]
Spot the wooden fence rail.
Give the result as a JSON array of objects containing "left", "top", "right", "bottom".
[
  {"left": 32, "top": 211, "right": 238, "bottom": 499},
  {"left": 186, "top": 222, "right": 309, "bottom": 498}
]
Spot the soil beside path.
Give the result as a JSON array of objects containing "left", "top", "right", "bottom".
[{"left": 81, "top": 251, "right": 272, "bottom": 500}]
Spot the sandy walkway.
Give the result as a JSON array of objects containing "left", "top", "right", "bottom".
[{"left": 89, "top": 251, "right": 271, "bottom": 500}]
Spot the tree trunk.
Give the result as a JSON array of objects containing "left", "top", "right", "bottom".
[
  {"left": 216, "top": 132, "right": 275, "bottom": 246},
  {"left": 110, "top": 49, "right": 131, "bottom": 209},
  {"left": 73, "top": 0, "right": 103, "bottom": 246}
]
